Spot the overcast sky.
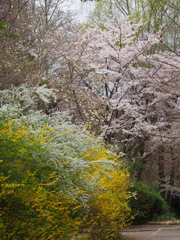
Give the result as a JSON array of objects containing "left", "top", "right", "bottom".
[{"left": 62, "top": 0, "right": 96, "bottom": 22}]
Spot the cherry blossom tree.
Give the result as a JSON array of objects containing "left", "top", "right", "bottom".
[
  {"left": 89, "top": 0, "right": 180, "bottom": 52},
  {"left": 72, "top": 14, "right": 180, "bottom": 196}
]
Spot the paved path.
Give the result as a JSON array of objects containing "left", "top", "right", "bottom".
[{"left": 121, "top": 224, "right": 180, "bottom": 240}]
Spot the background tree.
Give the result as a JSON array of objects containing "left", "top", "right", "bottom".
[
  {"left": 0, "top": 0, "right": 33, "bottom": 88},
  {"left": 0, "top": 0, "right": 76, "bottom": 88}
]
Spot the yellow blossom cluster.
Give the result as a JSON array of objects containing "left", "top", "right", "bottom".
[{"left": 79, "top": 147, "right": 132, "bottom": 239}]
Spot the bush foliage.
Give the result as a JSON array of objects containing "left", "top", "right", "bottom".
[
  {"left": 0, "top": 85, "right": 132, "bottom": 239},
  {"left": 129, "top": 181, "right": 169, "bottom": 224}
]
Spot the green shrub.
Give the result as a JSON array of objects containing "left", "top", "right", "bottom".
[
  {"left": 129, "top": 182, "right": 169, "bottom": 224},
  {"left": 152, "top": 212, "right": 177, "bottom": 222}
]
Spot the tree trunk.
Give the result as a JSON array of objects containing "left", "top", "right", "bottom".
[{"left": 158, "top": 145, "right": 166, "bottom": 198}]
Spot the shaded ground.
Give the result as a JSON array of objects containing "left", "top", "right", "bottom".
[{"left": 121, "top": 221, "right": 180, "bottom": 240}]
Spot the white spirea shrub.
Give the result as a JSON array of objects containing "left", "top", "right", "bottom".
[{"left": 0, "top": 85, "right": 119, "bottom": 207}]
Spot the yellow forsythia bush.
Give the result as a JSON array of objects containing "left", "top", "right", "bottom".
[
  {"left": 80, "top": 147, "right": 132, "bottom": 239},
  {"left": 0, "top": 171, "right": 82, "bottom": 240},
  {"left": 0, "top": 119, "right": 132, "bottom": 240}
]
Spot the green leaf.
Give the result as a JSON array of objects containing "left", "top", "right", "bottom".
[
  {"left": 0, "top": 22, "right": 7, "bottom": 30},
  {"left": 4, "top": 33, "right": 22, "bottom": 38},
  {"left": 114, "top": 41, "right": 120, "bottom": 46}
]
